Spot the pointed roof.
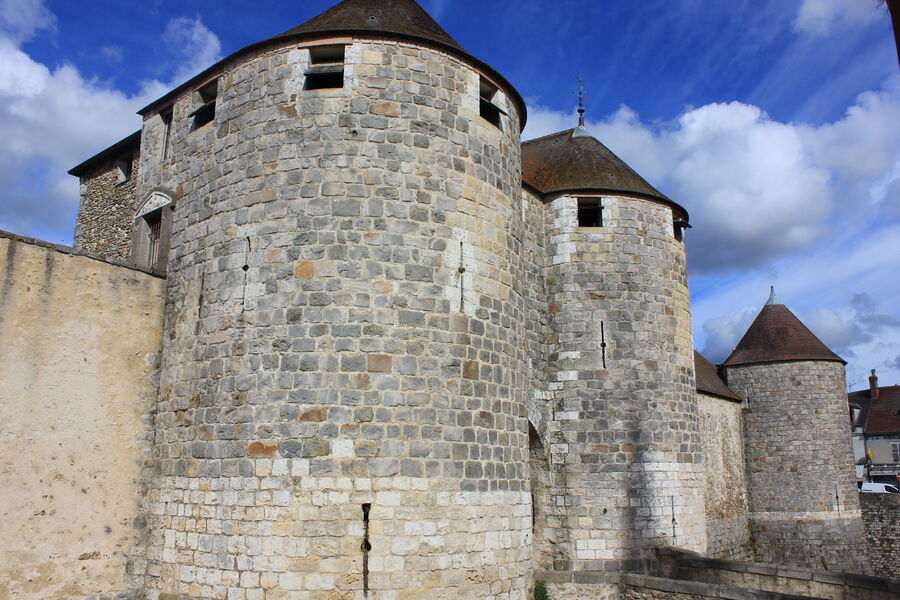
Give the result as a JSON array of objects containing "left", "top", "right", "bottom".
[
  {"left": 694, "top": 351, "right": 741, "bottom": 401},
  {"left": 139, "top": 0, "right": 526, "bottom": 129},
  {"left": 521, "top": 129, "right": 688, "bottom": 222},
  {"left": 273, "top": 0, "right": 464, "bottom": 52},
  {"left": 722, "top": 293, "right": 845, "bottom": 368}
]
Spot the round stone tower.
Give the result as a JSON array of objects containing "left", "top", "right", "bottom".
[
  {"left": 521, "top": 129, "right": 706, "bottom": 572},
  {"left": 136, "top": 0, "right": 532, "bottom": 598},
  {"left": 721, "top": 288, "right": 866, "bottom": 572}
]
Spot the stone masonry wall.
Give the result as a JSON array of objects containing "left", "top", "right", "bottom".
[
  {"left": 860, "top": 492, "right": 900, "bottom": 578},
  {"left": 724, "top": 361, "right": 866, "bottom": 572},
  {"left": 0, "top": 233, "right": 165, "bottom": 600},
  {"left": 74, "top": 152, "right": 140, "bottom": 260},
  {"left": 542, "top": 192, "right": 704, "bottom": 572},
  {"left": 136, "top": 37, "right": 531, "bottom": 599},
  {"left": 697, "top": 392, "right": 751, "bottom": 560}
]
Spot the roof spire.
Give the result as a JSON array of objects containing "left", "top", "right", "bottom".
[
  {"left": 573, "top": 77, "right": 590, "bottom": 138},
  {"left": 765, "top": 286, "right": 781, "bottom": 306}
]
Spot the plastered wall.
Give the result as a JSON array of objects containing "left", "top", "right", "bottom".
[{"left": 0, "top": 233, "right": 165, "bottom": 600}]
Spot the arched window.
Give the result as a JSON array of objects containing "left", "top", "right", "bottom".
[{"left": 133, "top": 191, "right": 174, "bottom": 273}]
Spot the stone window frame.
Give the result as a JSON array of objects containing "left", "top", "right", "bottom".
[
  {"left": 576, "top": 197, "right": 603, "bottom": 228},
  {"left": 304, "top": 44, "right": 347, "bottom": 91},
  {"left": 115, "top": 155, "right": 133, "bottom": 185},
  {"left": 132, "top": 189, "right": 174, "bottom": 274},
  {"left": 189, "top": 79, "right": 219, "bottom": 131},
  {"left": 478, "top": 76, "right": 506, "bottom": 130}
]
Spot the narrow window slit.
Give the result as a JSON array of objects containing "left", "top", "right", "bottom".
[
  {"left": 479, "top": 77, "right": 504, "bottom": 130},
  {"left": 458, "top": 240, "right": 466, "bottom": 312},
  {"left": 600, "top": 321, "right": 607, "bottom": 368},
  {"left": 361, "top": 503, "right": 372, "bottom": 597}
]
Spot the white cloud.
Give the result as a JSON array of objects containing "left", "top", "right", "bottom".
[
  {"left": 525, "top": 76, "right": 900, "bottom": 273},
  {"left": 0, "top": 2, "right": 222, "bottom": 242},
  {"left": 161, "top": 16, "right": 223, "bottom": 86},
  {"left": 0, "top": 0, "right": 55, "bottom": 43},
  {"left": 699, "top": 306, "right": 758, "bottom": 363},
  {"left": 794, "top": 0, "right": 882, "bottom": 36}
]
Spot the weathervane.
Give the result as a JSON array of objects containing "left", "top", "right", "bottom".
[{"left": 576, "top": 77, "right": 587, "bottom": 128}]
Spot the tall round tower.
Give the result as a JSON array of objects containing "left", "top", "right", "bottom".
[
  {"left": 136, "top": 0, "right": 532, "bottom": 597},
  {"left": 522, "top": 129, "right": 705, "bottom": 572},
  {"left": 721, "top": 288, "right": 866, "bottom": 572}
]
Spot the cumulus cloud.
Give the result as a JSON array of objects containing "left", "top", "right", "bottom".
[
  {"left": 699, "top": 306, "right": 758, "bottom": 363},
  {"left": 524, "top": 77, "right": 900, "bottom": 273},
  {"left": 0, "top": 0, "right": 55, "bottom": 43},
  {"left": 0, "top": 1, "right": 222, "bottom": 243},
  {"left": 794, "top": 0, "right": 882, "bottom": 36},
  {"left": 161, "top": 16, "right": 223, "bottom": 86}
]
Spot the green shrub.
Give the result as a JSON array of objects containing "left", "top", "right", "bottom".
[{"left": 534, "top": 580, "right": 549, "bottom": 600}]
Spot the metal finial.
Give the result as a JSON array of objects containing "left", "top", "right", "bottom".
[
  {"left": 572, "top": 77, "right": 590, "bottom": 137},
  {"left": 576, "top": 77, "right": 586, "bottom": 127},
  {"left": 765, "top": 286, "right": 781, "bottom": 306}
]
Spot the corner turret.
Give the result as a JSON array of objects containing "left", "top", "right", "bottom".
[{"left": 721, "top": 289, "right": 865, "bottom": 571}]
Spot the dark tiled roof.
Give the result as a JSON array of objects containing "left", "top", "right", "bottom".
[
  {"left": 138, "top": 0, "right": 527, "bottom": 129},
  {"left": 853, "top": 386, "right": 900, "bottom": 435},
  {"left": 694, "top": 351, "right": 741, "bottom": 401},
  {"left": 68, "top": 131, "right": 141, "bottom": 177},
  {"left": 722, "top": 303, "right": 845, "bottom": 367},
  {"left": 521, "top": 129, "right": 688, "bottom": 222},
  {"left": 273, "top": 0, "right": 464, "bottom": 52}
]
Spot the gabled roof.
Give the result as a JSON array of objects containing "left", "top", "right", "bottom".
[
  {"left": 68, "top": 131, "right": 141, "bottom": 177},
  {"left": 722, "top": 300, "right": 845, "bottom": 368},
  {"left": 852, "top": 385, "right": 900, "bottom": 435},
  {"left": 694, "top": 351, "right": 741, "bottom": 401},
  {"left": 273, "top": 0, "right": 464, "bottom": 52},
  {"left": 138, "top": 0, "right": 526, "bottom": 129},
  {"left": 521, "top": 129, "right": 688, "bottom": 222}
]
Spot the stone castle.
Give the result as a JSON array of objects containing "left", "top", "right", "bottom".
[{"left": 0, "top": 0, "right": 880, "bottom": 598}]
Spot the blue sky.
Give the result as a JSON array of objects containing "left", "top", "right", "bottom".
[{"left": 1, "top": 0, "right": 899, "bottom": 390}]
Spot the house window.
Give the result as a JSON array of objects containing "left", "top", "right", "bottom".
[
  {"left": 305, "top": 45, "right": 345, "bottom": 90},
  {"left": 160, "top": 108, "right": 173, "bottom": 162},
  {"left": 190, "top": 80, "right": 218, "bottom": 130},
  {"left": 577, "top": 198, "right": 603, "bottom": 227},
  {"left": 116, "top": 155, "right": 132, "bottom": 184},
  {"left": 674, "top": 219, "right": 688, "bottom": 242},
  {"left": 479, "top": 77, "right": 504, "bottom": 130},
  {"left": 892, "top": 442, "right": 900, "bottom": 463}
]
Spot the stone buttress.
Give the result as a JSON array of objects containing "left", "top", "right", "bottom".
[
  {"left": 721, "top": 291, "right": 867, "bottom": 572},
  {"left": 133, "top": 1, "right": 533, "bottom": 598},
  {"left": 522, "top": 130, "right": 706, "bottom": 574}
]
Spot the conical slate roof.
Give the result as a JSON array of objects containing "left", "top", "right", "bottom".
[
  {"left": 521, "top": 129, "right": 688, "bottom": 222},
  {"left": 722, "top": 295, "right": 844, "bottom": 367},
  {"left": 273, "top": 0, "right": 465, "bottom": 52},
  {"left": 694, "top": 351, "right": 741, "bottom": 401}
]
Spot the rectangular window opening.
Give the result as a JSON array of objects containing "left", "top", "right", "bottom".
[
  {"left": 305, "top": 45, "right": 345, "bottom": 90},
  {"left": 146, "top": 209, "right": 162, "bottom": 267},
  {"left": 190, "top": 80, "right": 218, "bottom": 130},
  {"left": 160, "top": 108, "right": 173, "bottom": 162},
  {"left": 674, "top": 219, "right": 688, "bottom": 242},
  {"left": 577, "top": 198, "right": 603, "bottom": 227},
  {"left": 479, "top": 77, "right": 504, "bottom": 130},
  {"left": 116, "top": 155, "right": 133, "bottom": 184},
  {"left": 892, "top": 442, "right": 900, "bottom": 463}
]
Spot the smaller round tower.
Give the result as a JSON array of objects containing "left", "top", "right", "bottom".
[{"left": 721, "top": 288, "right": 866, "bottom": 572}]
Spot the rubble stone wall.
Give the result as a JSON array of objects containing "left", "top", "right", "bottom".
[
  {"left": 860, "top": 492, "right": 900, "bottom": 578},
  {"left": 73, "top": 152, "right": 140, "bottom": 260},
  {"left": 698, "top": 392, "right": 751, "bottom": 560}
]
